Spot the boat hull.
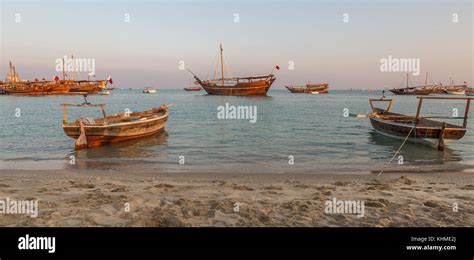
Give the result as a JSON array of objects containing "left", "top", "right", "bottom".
[
  {"left": 184, "top": 87, "right": 202, "bottom": 91},
  {"left": 199, "top": 77, "right": 275, "bottom": 96},
  {"left": 388, "top": 89, "right": 431, "bottom": 95},
  {"left": 444, "top": 91, "right": 466, "bottom": 95},
  {"left": 63, "top": 112, "right": 168, "bottom": 149},
  {"left": 286, "top": 86, "right": 329, "bottom": 94},
  {"left": 369, "top": 117, "right": 466, "bottom": 146}
]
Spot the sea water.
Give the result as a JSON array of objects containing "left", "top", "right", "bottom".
[{"left": 0, "top": 89, "right": 472, "bottom": 174}]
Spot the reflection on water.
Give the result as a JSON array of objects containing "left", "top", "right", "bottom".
[
  {"left": 367, "top": 131, "right": 462, "bottom": 165},
  {"left": 69, "top": 131, "right": 168, "bottom": 171}
]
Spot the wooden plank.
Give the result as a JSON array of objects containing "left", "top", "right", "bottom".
[
  {"left": 416, "top": 97, "right": 472, "bottom": 100},
  {"left": 464, "top": 98, "right": 471, "bottom": 128},
  {"left": 415, "top": 97, "right": 423, "bottom": 124}
]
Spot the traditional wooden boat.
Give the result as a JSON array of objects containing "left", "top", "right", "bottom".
[
  {"left": 61, "top": 100, "right": 169, "bottom": 149},
  {"left": 444, "top": 90, "right": 466, "bottom": 95},
  {"left": 433, "top": 77, "right": 468, "bottom": 95},
  {"left": 189, "top": 44, "right": 276, "bottom": 96},
  {"left": 367, "top": 96, "right": 471, "bottom": 150},
  {"left": 466, "top": 88, "right": 474, "bottom": 96},
  {"left": 67, "top": 80, "right": 106, "bottom": 94},
  {"left": 389, "top": 86, "right": 432, "bottom": 95},
  {"left": 443, "top": 84, "right": 467, "bottom": 95},
  {"left": 286, "top": 83, "right": 329, "bottom": 94},
  {"left": 0, "top": 60, "right": 111, "bottom": 95},
  {"left": 184, "top": 86, "right": 202, "bottom": 91},
  {"left": 389, "top": 74, "right": 432, "bottom": 95},
  {"left": 0, "top": 62, "right": 50, "bottom": 95},
  {"left": 1, "top": 82, "right": 52, "bottom": 95}
]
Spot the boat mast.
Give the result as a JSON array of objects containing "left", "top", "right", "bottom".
[
  {"left": 9, "top": 61, "right": 13, "bottom": 82},
  {"left": 62, "top": 57, "right": 65, "bottom": 80},
  {"left": 425, "top": 72, "right": 428, "bottom": 85},
  {"left": 220, "top": 43, "right": 224, "bottom": 86},
  {"left": 13, "top": 65, "right": 17, "bottom": 82},
  {"left": 72, "top": 55, "right": 75, "bottom": 81},
  {"left": 406, "top": 73, "right": 409, "bottom": 88}
]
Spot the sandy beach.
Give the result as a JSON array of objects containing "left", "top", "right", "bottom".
[{"left": 0, "top": 169, "right": 473, "bottom": 227}]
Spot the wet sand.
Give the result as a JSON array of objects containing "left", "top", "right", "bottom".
[{"left": 0, "top": 169, "right": 473, "bottom": 227}]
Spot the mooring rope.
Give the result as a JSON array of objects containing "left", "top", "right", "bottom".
[{"left": 377, "top": 125, "right": 416, "bottom": 177}]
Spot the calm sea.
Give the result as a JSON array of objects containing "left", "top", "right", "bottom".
[{"left": 0, "top": 89, "right": 473, "bottom": 174}]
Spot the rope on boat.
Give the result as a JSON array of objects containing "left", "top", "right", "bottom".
[{"left": 377, "top": 125, "right": 416, "bottom": 177}]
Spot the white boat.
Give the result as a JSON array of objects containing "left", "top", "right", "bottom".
[
  {"left": 143, "top": 87, "right": 156, "bottom": 94},
  {"left": 445, "top": 90, "right": 465, "bottom": 95},
  {"left": 98, "top": 91, "right": 110, "bottom": 95}
]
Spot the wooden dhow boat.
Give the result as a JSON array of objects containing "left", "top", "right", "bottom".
[
  {"left": 189, "top": 44, "right": 276, "bottom": 96},
  {"left": 389, "top": 74, "right": 432, "bottom": 95},
  {"left": 62, "top": 97, "right": 169, "bottom": 149},
  {"left": 466, "top": 88, "right": 474, "bottom": 96},
  {"left": 443, "top": 84, "right": 467, "bottom": 95},
  {"left": 286, "top": 83, "right": 329, "bottom": 94},
  {"left": 1, "top": 59, "right": 111, "bottom": 95},
  {"left": 366, "top": 96, "right": 471, "bottom": 150}
]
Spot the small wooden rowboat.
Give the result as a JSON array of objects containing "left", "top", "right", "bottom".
[
  {"left": 367, "top": 97, "right": 471, "bottom": 150},
  {"left": 286, "top": 84, "right": 329, "bottom": 94},
  {"left": 184, "top": 86, "right": 202, "bottom": 91},
  {"left": 61, "top": 102, "right": 169, "bottom": 149}
]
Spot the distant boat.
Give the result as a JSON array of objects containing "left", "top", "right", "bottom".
[
  {"left": 98, "top": 91, "right": 110, "bottom": 95},
  {"left": 444, "top": 89, "right": 466, "bottom": 95},
  {"left": 0, "top": 59, "right": 112, "bottom": 95},
  {"left": 466, "top": 88, "right": 474, "bottom": 96},
  {"left": 389, "top": 73, "right": 432, "bottom": 95},
  {"left": 189, "top": 44, "right": 276, "bottom": 96},
  {"left": 143, "top": 87, "right": 156, "bottom": 94},
  {"left": 286, "top": 83, "right": 329, "bottom": 94},
  {"left": 61, "top": 100, "right": 169, "bottom": 149},
  {"left": 366, "top": 96, "right": 471, "bottom": 150},
  {"left": 184, "top": 86, "right": 202, "bottom": 91},
  {"left": 431, "top": 76, "right": 468, "bottom": 95}
]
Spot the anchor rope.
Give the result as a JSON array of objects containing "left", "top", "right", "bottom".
[{"left": 377, "top": 125, "right": 416, "bottom": 177}]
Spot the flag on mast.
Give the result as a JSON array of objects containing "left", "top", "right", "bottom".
[{"left": 107, "top": 76, "right": 113, "bottom": 84}]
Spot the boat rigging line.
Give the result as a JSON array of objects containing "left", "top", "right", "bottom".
[{"left": 377, "top": 125, "right": 416, "bottom": 177}]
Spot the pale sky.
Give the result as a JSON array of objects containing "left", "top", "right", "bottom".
[{"left": 1, "top": 0, "right": 472, "bottom": 89}]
